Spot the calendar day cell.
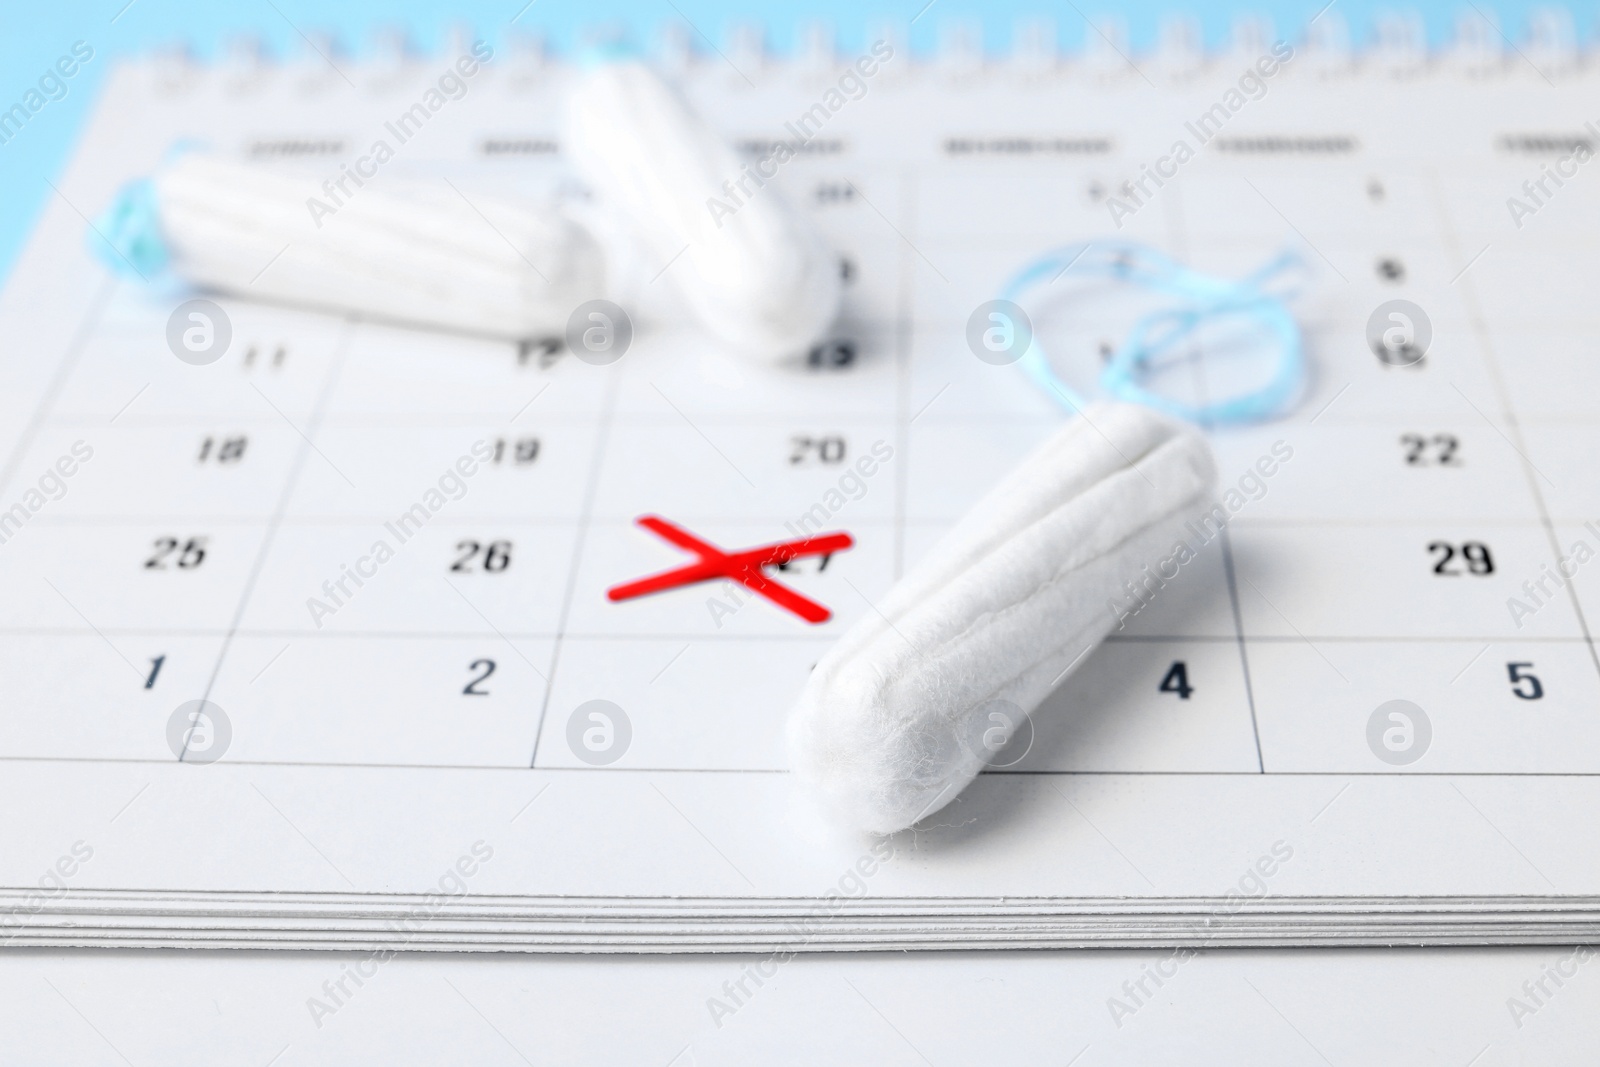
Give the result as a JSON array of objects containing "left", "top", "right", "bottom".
[
  {"left": 1465, "top": 244, "right": 1600, "bottom": 332},
  {"left": 1002, "top": 639, "right": 1260, "bottom": 773},
  {"left": 907, "top": 329, "right": 1066, "bottom": 422},
  {"left": 283, "top": 423, "right": 599, "bottom": 521},
  {"left": 907, "top": 239, "right": 1037, "bottom": 332},
  {"left": 566, "top": 518, "right": 896, "bottom": 639},
  {"left": 1230, "top": 523, "right": 1584, "bottom": 640},
  {"left": 1207, "top": 421, "right": 1543, "bottom": 524},
  {"left": 0, "top": 522, "right": 265, "bottom": 631},
  {"left": 535, "top": 637, "right": 824, "bottom": 770},
  {"left": 0, "top": 635, "right": 223, "bottom": 760},
  {"left": 915, "top": 166, "right": 1172, "bottom": 246},
  {"left": 612, "top": 324, "right": 897, "bottom": 420},
  {"left": 902, "top": 518, "right": 1239, "bottom": 638},
  {"left": 904, "top": 417, "right": 1058, "bottom": 521},
  {"left": 912, "top": 238, "right": 1126, "bottom": 330},
  {"left": 1248, "top": 639, "right": 1600, "bottom": 773},
  {"left": 1552, "top": 523, "right": 1600, "bottom": 629},
  {"left": 1179, "top": 167, "right": 1441, "bottom": 246},
  {"left": 322, "top": 319, "right": 610, "bottom": 422},
  {"left": 237, "top": 522, "right": 576, "bottom": 636},
  {"left": 1433, "top": 165, "right": 1541, "bottom": 247},
  {"left": 1495, "top": 332, "right": 1600, "bottom": 420},
  {"left": 1518, "top": 427, "right": 1600, "bottom": 523},
  {"left": 55, "top": 303, "right": 346, "bottom": 423},
  {"left": 207, "top": 635, "right": 552, "bottom": 767},
  {"left": 1298, "top": 243, "right": 1477, "bottom": 330},
  {"left": 10, "top": 425, "right": 300, "bottom": 520},
  {"left": 1292, "top": 310, "right": 1503, "bottom": 423},
  {"left": 762, "top": 163, "right": 904, "bottom": 319},
  {"left": 591, "top": 419, "right": 899, "bottom": 524},
  {"left": 817, "top": 215, "right": 903, "bottom": 327}
]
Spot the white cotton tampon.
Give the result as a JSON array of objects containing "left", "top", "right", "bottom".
[
  {"left": 126, "top": 153, "right": 603, "bottom": 339},
  {"left": 787, "top": 402, "right": 1219, "bottom": 835},
  {"left": 562, "top": 59, "right": 841, "bottom": 362}
]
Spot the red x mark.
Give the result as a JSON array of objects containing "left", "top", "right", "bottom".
[{"left": 606, "top": 515, "right": 854, "bottom": 624}]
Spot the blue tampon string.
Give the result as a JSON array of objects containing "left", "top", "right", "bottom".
[{"left": 999, "top": 241, "right": 1306, "bottom": 425}]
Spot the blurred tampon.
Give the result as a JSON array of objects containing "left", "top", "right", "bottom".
[
  {"left": 563, "top": 59, "right": 840, "bottom": 362},
  {"left": 97, "top": 153, "right": 604, "bottom": 340}
]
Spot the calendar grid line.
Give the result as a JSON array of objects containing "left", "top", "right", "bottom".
[
  {"left": 190, "top": 317, "right": 359, "bottom": 741},
  {"left": 1166, "top": 180, "right": 1266, "bottom": 774},
  {"left": 10, "top": 628, "right": 1597, "bottom": 643},
  {"left": 892, "top": 166, "right": 916, "bottom": 584},
  {"left": 9, "top": 514, "right": 1591, "bottom": 530},
  {"left": 525, "top": 356, "right": 626, "bottom": 769},
  {"left": 54, "top": 409, "right": 1600, "bottom": 430},
  {"left": 1423, "top": 166, "right": 1600, "bottom": 691},
  {"left": 0, "top": 750, "right": 1594, "bottom": 778}
]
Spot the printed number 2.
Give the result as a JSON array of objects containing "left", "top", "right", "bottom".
[
  {"left": 1159, "top": 661, "right": 1193, "bottom": 700},
  {"left": 463, "top": 659, "right": 496, "bottom": 696},
  {"left": 1507, "top": 662, "right": 1544, "bottom": 701}
]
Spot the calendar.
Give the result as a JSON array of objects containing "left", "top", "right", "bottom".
[{"left": 4, "top": 24, "right": 1600, "bottom": 951}]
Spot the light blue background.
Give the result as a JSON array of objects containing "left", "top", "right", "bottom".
[{"left": 0, "top": 1, "right": 1586, "bottom": 279}]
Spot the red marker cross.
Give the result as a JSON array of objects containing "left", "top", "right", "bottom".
[{"left": 606, "top": 515, "right": 854, "bottom": 624}]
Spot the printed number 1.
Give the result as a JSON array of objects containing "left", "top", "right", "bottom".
[
  {"left": 1159, "top": 661, "right": 1193, "bottom": 700},
  {"left": 145, "top": 655, "right": 165, "bottom": 689}
]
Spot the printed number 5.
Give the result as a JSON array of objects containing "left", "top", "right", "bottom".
[{"left": 1507, "top": 662, "right": 1544, "bottom": 701}]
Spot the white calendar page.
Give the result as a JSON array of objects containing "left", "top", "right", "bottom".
[{"left": 3, "top": 44, "right": 1600, "bottom": 950}]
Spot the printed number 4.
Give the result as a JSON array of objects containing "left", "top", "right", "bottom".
[
  {"left": 1159, "top": 661, "right": 1193, "bottom": 700},
  {"left": 1507, "top": 662, "right": 1544, "bottom": 700}
]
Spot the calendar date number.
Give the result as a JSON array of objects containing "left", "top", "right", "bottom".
[
  {"left": 1400, "top": 433, "right": 1459, "bottom": 466},
  {"left": 1428, "top": 541, "right": 1494, "bottom": 576},
  {"left": 145, "top": 537, "right": 207, "bottom": 570},
  {"left": 451, "top": 539, "right": 513, "bottom": 573}
]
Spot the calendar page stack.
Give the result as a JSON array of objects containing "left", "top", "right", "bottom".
[{"left": 4, "top": 18, "right": 1600, "bottom": 952}]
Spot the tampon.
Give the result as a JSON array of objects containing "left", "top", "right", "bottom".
[
  {"left": 787, "top": 402, "right": 1218, "bottom": 835},
  {"left": 563, "top": 58, "right": 840, "bottom": 362},
  {"left": 98, "top": 152, "right": 604, "bottom": 340}
]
